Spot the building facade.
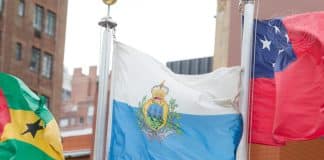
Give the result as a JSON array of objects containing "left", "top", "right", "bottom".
[
  {"left": 214, "top": 0, "right": 324, "bottom": 160},
  {"left": 60, "top": 66, "right": 98, "bottom": 160},
  {"left": 60, "top": 66, "right": 97, "bottom": 131},
  {"left": 0, "top": 0, "right": 68, "bottom": 118}
]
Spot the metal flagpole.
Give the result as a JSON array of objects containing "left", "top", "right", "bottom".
[
  {"left": 237, "top": 1, "right": 255, "bottom": 160},
  {"left": 94, "top": 0, "right": 117, "bottom": 160}
]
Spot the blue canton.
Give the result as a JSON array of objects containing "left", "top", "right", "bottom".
[{"left": 252, "top": 18, "right": 297, "bottom": 78}]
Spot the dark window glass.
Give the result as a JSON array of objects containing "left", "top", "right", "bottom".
[
  {"left": 0, "top": 0, "right": 4, "bottom": 13},
  {"left": 46, "top": 11, "right": 56, "bottom": 37},
  {"left": 15, "top": 43, "right": 22, "bottom": 61},
  {"left": 62, "top": 89, "right": 71, "bottom": 101},
  {"left": 30, "top": 47, "right": 41, "bottom": 72},
  {"left": 41, "top": 53, "right": 53, "bottom": 79},
  {"left": 80, "top": 117, "right": 84, "bottom": 124},
  {"left": 33, "top": 5, "right": 43, "bottom": 31}
]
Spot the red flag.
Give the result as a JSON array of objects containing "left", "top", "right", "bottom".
[
  {"left": 273, "top": 12, "right": 324, "bottom": 141},
  {"left": 250, "top": 12, "right": 324, "bottom": 145}
]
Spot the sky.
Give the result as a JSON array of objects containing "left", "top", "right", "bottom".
[{"left": 64, "top": 0, "right": 217, "bottom": 74}]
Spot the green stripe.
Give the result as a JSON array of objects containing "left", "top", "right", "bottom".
[
  {"left": 0, "top": 73, "right": 53, "bottom": 124},
  {"left": 0, "top": 139, "right": 54, "bottom": 160}
]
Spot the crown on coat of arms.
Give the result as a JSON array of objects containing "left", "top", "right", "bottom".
[{"left": 151, "top": 80, "right": 169, "bottom": 100}]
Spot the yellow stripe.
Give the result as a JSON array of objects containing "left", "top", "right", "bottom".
[{"left": 0, "top": 109, "right": 64, "bottom": 160}]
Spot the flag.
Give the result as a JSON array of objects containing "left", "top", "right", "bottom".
[
  {"left": 0, "top": 73, "right": 64, "bottom": 159},
  {"left": 250, "top": 11, "right": 324, "bottom": 145},
  {"left": 107, "top": 42, "right": 243, "bottom": 160}
]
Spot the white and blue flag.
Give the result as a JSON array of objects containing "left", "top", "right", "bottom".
[{"left": 107, "top": 42, "right": 243, "bottom": 160}]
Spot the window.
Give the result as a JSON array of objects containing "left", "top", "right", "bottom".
[
  {"left": 33, "top": 5, "right": 43, "bottom": 31},
  {"left": 18, "top": 0, "right": 24, "bottom": 16},
  {"left": 62, "top": 89, "right": 71, "bottom": 101},
  {"left": 70, "top": 118, "right": 76, "bottom": 126},
  {"left": 80, "top": 117, "right": 84, "bottom": 124},
  {"left": 59, "top": 118, "right": 69, "bottom": 128},
  {"left": 15, "top": 43, "right": 22, "bottom": 60},
  {"left": 87, "top": 105, "right": 94, "bottom": 124},
  {"left": 46, "top": 11, "right": 56, "bottom": 37},
  {"left": 30, "top": 47, "right": 41, "bottom": 72},
  {"left": 0, "top": 0, "right": 4, "bottom": 13},
  {"left": 87, "top": 105, "right": 94, "bottom": 117},
  {"left": 41, "top": 53, "right": 52, "bottom": 79}
]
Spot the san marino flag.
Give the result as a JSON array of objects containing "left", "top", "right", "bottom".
[{"left": 107, "top": 42, "right": 243, "bottom": 160}]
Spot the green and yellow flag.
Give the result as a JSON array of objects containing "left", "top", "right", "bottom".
[{"left": 0, "top": 73, "right": 64, "bottom": 160}]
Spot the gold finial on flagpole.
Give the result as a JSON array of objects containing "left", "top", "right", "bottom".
[
  {"left": 102, "top": 0, "right": 117, "bottom": 5},
  {"left": 98, "top": 0, "right": 117, "bottom": 29}
]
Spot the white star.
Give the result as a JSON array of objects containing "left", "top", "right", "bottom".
[
  {"left": 260, "top": 36, "right": 272, "bottom": 51},
  {"left": 285, "top": 34, "right": 290, "bottom": 43},
  {"left": 278, "top": 49, "right": 284, "bottom": 54},
  {"left": 272, "top": 63, "right": 276, "bottom": 68},
  {"left": 273, "top": 26, "right": 281, "bottom": 34}
]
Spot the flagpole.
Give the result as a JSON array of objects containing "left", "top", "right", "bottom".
[
  {"left": 238, "top": 1, "right": 255, "bottom": 160},
  {"left": 94, "top": 1, "right": 117, "bottom": 160}
]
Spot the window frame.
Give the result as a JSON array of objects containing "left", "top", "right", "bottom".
[
  {"left": 30, "top": 47, "right": 41, "bottom": 72},
  {"left": 18, "top": 0, "right": 25, "bottom": 16},
  {"left": 46, "top": 10, "right": 56, "bottom": 37},
  {"left": 80, "top": 117, "right": 84, "bottom": 124},
  {"left": 41, "top": 52, "right": 53, "bottom": 79},
  {"left": 33, "top": 4, "right": 44, "bottom": 32},
  {"left": 15, "top": 42, "right": 22, "bottom": 61},
  {"left": 59, "top": 118, "right": 69, "bottom": 128},
  {"left": 0, "top": 0, "right": 4, "bottom": 13}
]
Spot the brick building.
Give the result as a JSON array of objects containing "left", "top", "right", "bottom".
[
  {"left": 60, "top": 66, "right": 98, "bottom": 160},
  {"left": 62, "top": 130, "right": 92, "bottom": 160},
  {"left": 0, "top": 0, "right": 68, "bottom": 118},
  {"left": 213, "top": 0, "right": 324, "bottom": 159}
]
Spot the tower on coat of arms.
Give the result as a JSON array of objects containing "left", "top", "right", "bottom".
[{"left": 137, "top": 81, "right": 182, "bottom": 140}]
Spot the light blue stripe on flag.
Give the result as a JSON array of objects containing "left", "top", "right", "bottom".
[{"left": 109, "top": 100, "right": 242, "bottom": 160}]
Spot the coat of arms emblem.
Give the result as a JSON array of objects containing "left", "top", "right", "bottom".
[{"left": 137, "top": 81, "right": 182, "bottom": 140}]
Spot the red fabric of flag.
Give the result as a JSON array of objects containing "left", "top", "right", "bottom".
[
  {"left": 0, "top": 90, "right": 10, "bottom": 136},
  {"left": 273, "top": 12, "right": 324, "bottom": 141},
  {"left": 250, "top": 11, "right": 324, "bottom": 145}
]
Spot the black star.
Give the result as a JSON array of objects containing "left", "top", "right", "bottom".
[{"left": 21, "top": 119, "right": 44, "bottom": 138}]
